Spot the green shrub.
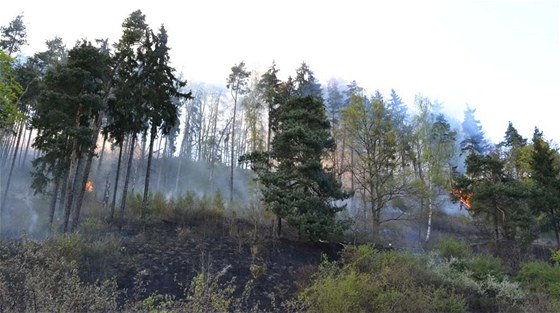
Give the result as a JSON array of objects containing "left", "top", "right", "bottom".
[
  {"left": 0, "top": 238, "right": 118, "bottom": 312},
  {"left": 301, "top": 246, "right": 467, "bottom": 313},
  {"left": 517, "top": 261, "right": 560, "bottom": 296},
  {"left": 465, "top": 255, "right": 504, "bottom": 281},
  {"left": 437, "top": 237, "right": 470, "bottom": 261}
]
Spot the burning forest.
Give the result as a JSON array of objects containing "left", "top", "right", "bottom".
[{"left": 0, "top": 4, "right": 559, "bottom": 313}]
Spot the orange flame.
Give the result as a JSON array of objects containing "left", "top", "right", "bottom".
[
  {"left": 85, "top": 181, "right": 94, "bottom": 193},
  {"left": 451, "top": 189, "right": 472, "bottom": 209}
]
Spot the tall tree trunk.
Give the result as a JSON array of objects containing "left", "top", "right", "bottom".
[
  {"left": 110, "top": 140, "right": 124, "bottom": 220},
  {"left": 1, "top": 129, "right": 16, "bottom": 168},
  {"left": 0, "top": 121, "right": 25, "bottom": 231},
  {"left": 62, "top": 147, "right": 79, "bottom": 232},
  {"left": 156, "top": 137, "right": 167, "bottom": 191},
  {"left": 425, "top": 196, "right": 433, "bottom": 242},
  {"left": 97, "top": 132, "right": 108, "bottom": 171},
  {"left": 425, "top": 175, "right": 433, "bottom": 242},
  {"left": 21, "top": 126, "right": 33, "bottom": 167},
  {"left": 174, "top": 154, "right": 183, "bottom": 196},
  {"left": 71, "top": 114, "right": 104, "bottom": 231},
  {"left": 142, "top": 126, "right": 157, "bottom": 220},
  {"left": 63, "top": 107, "right": 82, "bottom": 233},
  {"left": 120, "top": 135, "right": 136, "bottom": 224},
  {"left": 49, "top": 176, "right": 61, "bottom": 227},
  {"left": 230, "top": 93, "right": 238, "bottom": 203}
]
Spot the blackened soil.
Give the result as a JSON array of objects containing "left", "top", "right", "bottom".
[{"left": 111, "top": 220, "right": 343, "bottom": 309}]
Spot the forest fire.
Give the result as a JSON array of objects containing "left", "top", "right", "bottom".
[
  {"left": 86, "top": 181, "right": 94, "bottom": 193},
  {"left": 451, "top": 189, "right": 472, "bottom": 210}
]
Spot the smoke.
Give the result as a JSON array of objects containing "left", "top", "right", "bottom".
[{"left": 0, "top": 138, "right": 259, "bottom": 239}]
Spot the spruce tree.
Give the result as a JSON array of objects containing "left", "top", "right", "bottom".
[
  {"left": 250, "top": 96, "right": 349, "bottom": 241},
  {"left": 530, "top": 128, "right": 560, "bottom": 248}
]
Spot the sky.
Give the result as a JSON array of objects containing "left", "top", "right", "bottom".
[{"left": 2, "top": 0, "right": 559, "bottom": 144}]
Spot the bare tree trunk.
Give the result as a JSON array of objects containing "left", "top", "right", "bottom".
[
  {"left": 230, "top": 93, "right": 238, "bottom": 203},
  {"left": 110, "top": 140, "right": 124, "bottom": 220},
  {"left": 1, "top": 129, "right": 17, "bottom": 168},
  {"left": 49, "top": 176, "right": 61, "bottom": 227},
  {"left": 156, "top": 136, "right": 167, "bottom": 191},
  {"left": 21, "top": 126, "right": 33, "bottom": 167},
  {"left": 97, "top": 132, "right": 108, "bottom": 171},
  {"left": 174, "top": 154, "right": 183, "bottom": 196},
  {"left": 71, "top": 114, "right": 104, "bottom": 231},
  {"left": 142, "top": 126, "right": 157, "bottom": 220},
  {"left": 62, "top": 146, "right": 79, "bottom": 232},
  {"left": 63, "top": 107, "right": 83, "bottom": 233},
  {"left": 425, "top": 196, "right": 433, "bottom": 242},
  {"left": 424, "top": 172, "right": 434, "bottom": 242},
  {"left": 119, "top": 135, "right": 136, "bottom": 224},
  {"left": 0, "top": 121, "right": 25, "bottom": 231}
]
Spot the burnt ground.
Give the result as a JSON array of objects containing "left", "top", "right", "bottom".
[{"left": 95, "top": 219, "right": 343, "bottom": 310}]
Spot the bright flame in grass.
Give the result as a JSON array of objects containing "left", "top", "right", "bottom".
[
  {"left": 451, "top": 189, "right": 472, "bottom": 209},
  {"left": 86, "top": 181, "right": 94, "bottom": 193}
]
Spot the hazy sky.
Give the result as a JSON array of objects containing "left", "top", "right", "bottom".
[{"left": 2, "top": 0, "right": 559, "bottom": 144}]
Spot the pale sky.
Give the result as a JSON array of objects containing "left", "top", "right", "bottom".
[{"left": 2, "top": 0, "right": 559, "bottom": 144}]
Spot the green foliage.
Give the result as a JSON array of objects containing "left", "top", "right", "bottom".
[
  {"left": 454, "top": 153, "right": 535, "bottom": 243},
  {"left": 249, "top": 96, "right": 350, "bottom": 241},
  {"left": 516, "top": 261, "right": 560, "bottom": 296},
  {"left": 0, "top": 237, "right": 118, "bottom": 312},
  {"left": 31, "top": 41, "right": 110, "bottom": 197},
  {"left": 301, "top": 245, "right": 467, "bottom": 313},
  {"left": 342, "top": 90, "right": 411, "bottom": 237},
  {"left": 429, "top": 251, "right": 525, "bottom": 311},
  {"left": 0, "top": 50, "right": 23, "bottom": 130},
  {"left": 0, "top": 14, "right": 27, "bottom": 56},
  {"left": 465, "top": 255, "right": 505, "bottom": 281},
  {"left": 437, "top": 237, "right": 471, "bottom": 260},
  {"left": 530, "top": 129, "right": 560, "bottom": 246}
]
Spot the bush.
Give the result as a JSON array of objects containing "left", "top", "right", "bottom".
[
  {"left": 465, "top": 255, "right": 505, "bottom": 281},
  {"left": 516, "top": 261, "right": 560, "bottom": 296},
  {"left": 0, "top": 238, "right": 118, "bottom": 312},
  {"left": 437, "top": 237, "right": 470, "bottom": 261},
  {"left": 301, "top": 246, "right": 467, "bottom": 313}
]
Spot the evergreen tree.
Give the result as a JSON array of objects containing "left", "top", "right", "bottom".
[
  {"left": 453, "top": 153, "right": 534, "bottom": 244},
  {"left": 31, "top": 41, "right": 110, "bottom": 231},
  {"left": 226, "top": 61, "right": 250, "bottom": 203},
  {"left": 249, "top": 96, "right": 349, "bottom": 240},
  {"left": 500, "top": 121, "right": 529, "bottom": 180},
  {"left": 0, "top": 14, "right": 27, "bottom": 57},
  {"left": 140, "top": 25, "right": 190, "bottom": 219},
  {"left": 460, "top": 105, "right": 488, "bottom": 156},
  {"left": 530, "top": 128, "right": 560, "bottom": 248},
  {"left": 257, "top": 62, "right": 281, "bottom": 153},
  {"left": 105, "top": 10, "right": 149, "bottom": 220},
  {"left": 293, "top": 62, "right": 322, "bottom": 99}
]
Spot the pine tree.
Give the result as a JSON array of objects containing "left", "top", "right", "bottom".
[
  {"left": 257, "top": 62, "right": 281, "bottom": 153},
  {"left": 31, "top": 41, "right": 109, "bottom": 232},
  {"left": 226, "top": 62, "right": 250, "bottom": 203},
  {"left": 0, "top": 14, "right": 27, "bottom": 57}
]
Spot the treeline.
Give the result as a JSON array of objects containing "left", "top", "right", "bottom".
[{"left": 0, "top": 11, "right": 559, "bottom": 249}]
